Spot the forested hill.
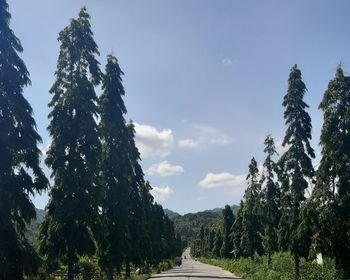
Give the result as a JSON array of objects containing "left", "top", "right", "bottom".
[
  {"left": 164, "top": 209, "right": 181, "bottom": 219},
  {"left": 26, "top": 208, "right": 45, "bottom": 247},
  {"left": 172, "top": 205, "right": 239, "bottom": 243},
  {"left": 28, "top": 206, "right": 239, "bottom": 247}
]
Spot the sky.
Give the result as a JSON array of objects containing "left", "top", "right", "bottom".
[{"left": 7, "top": 0, "right": 350, "bottom": 214}]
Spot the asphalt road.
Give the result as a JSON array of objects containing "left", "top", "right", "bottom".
[{"left": 149, "top": 249, "right": 243, "bottom": 280}]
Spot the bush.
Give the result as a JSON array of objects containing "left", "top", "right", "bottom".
[{"left": 200, "top": 252, "right": 338, "bottom": 280}]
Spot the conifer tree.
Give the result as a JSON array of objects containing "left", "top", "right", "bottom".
[
  {"left": 220, "top": 205, "right": 235, "bottom": 258},
  {"left": 212, "top": 229, "right": 223, "bottom": 257},
  {"left": 277, "top": 157, "right": 292, "bottom": 251},
  {"left": 208, "top": 229, "right": 216, "bottom": 257},
  {"left": 39, "top": 8, "right": 102, "bottom": 280},
  {"left": 313, "top": 66, "right": 350, "bottom": 278},
  {"left": 240, "top": 158, "right": 264, "bottom": 258},
  {"left": 203, "top": 227, "right": 210, "bottom": 256},
  {"left": 0, "top": 1, "right": 48, "bottom": 278},
  {"left": 125, "top": 122, "right": 148, "bottom": 276},
  {"left": 199, "top": 225, "right": 205, "bottom": 256},
  {"left": 260, "top": 135, "right": 280, "bottom": 265},
  {"left": 97, "top": 55, "right": 129, "bottom": 280},
  {"left": 279, "top": 65, "right": 314, "bottom": 279},
  {"left": 231, "top": 201, "right": 244, "bottom": 259},
  {"left": 139, "top": 181, "right": 155, "bottom": 265}
]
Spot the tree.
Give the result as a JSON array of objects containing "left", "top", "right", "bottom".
[
  {"left": 261, "top": 135, "right": 280, "bottom": 265},
  {"left": 208, "top": 229, "right": 216, "bottom": 257},
  {"left": 279, "top": 65, "right": 314, "bottom": 279},
  {"left": 240, "top": 158, "right": 264, "bottom": 258},
  {"left": 125, "top": 122, "right": 148, "bottom": 276},
  {"left": 220, "top": 205, "right": 235, "bottom": 258},
  {"left": 212, "top": 229, "right": 223, "bottom": 257},
  {"left": 0, "top": 0, "right": 48, "bottom": 278},
  {"left": 97, "top": 55, "right": 129, "bottom": 280},
  {"left": 39, "top": 7, "right": 102, "bottom": 280},
  {"left": 231, "top": 201, "right": 244, "bottom": 259},
  {"left": 313, "top": 66, "right": 350, "bottom": 278}
]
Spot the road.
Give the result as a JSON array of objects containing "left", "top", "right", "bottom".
[{"left": 149, "top": 249, "right": 243, "bottom": 280}]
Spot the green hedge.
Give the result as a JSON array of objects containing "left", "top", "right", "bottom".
[{"left": 200, "top": 252, "right": 339, "bottom": 280}]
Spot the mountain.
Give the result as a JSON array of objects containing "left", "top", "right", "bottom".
[
  {"left": 26, "top": 205, "right": 240, "bottom": 247},
  {"left": 164, "top": 208, "right": 181, "bottom": 219},
  {"left": 26, "top": 208, "right": 45, "bottom": 248},
  {"left": 172, "top": 205, "right": 239, "bottom": 243}
]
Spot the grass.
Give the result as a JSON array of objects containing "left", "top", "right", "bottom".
[
  {"left": 199, "top": 252, "right": 339, "bottom": 280},
  {"left": 28, "top": 259, "right": 176, "bottom": 280}
]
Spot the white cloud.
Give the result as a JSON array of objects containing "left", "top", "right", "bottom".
[
  {"left": 199, "top": 172, "right": 246, "bottom": 189},
  {"left": 195, "top": 125, "right": 230, "bottom": 145},
  {"left": 178, "top": 125, "right": 230, "bottom": 150},
  {"left": 275, "top": 138, "right": 288, "bottom": 155},
  {"left": 151, "top": 186, "right": 174, "bottom": 202},
  {"left": 178, "top": 139, "right": 200, "bottom": 149},
  {"left": 222, "top": 57, "right": 233, "bottom": 66},
  {"left": 147, "top": 161, "right": 185, "bottom": 177},
  {"left": 39, "top": 142, "right": 51, "bottom": 157},
  {"left": 134, "top": 123, "right": 173, "bottom": 158}
]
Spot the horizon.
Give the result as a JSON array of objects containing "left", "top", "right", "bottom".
[{"left": 8, "top": 0, "right": 350, "bottom": 214}]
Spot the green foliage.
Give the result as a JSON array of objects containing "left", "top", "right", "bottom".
[
  {"left": 0, "top": 0, "right": 48, "bottom": 278},
  {"left": 212, "top": 229, "right": 223, "bottom": 257},
  {"left": 231, "top": 200, "right": 244, "bottom": 259},
  {"left": 312, "top": 66, "right": 350, "bottom": 278},
  {"left": 241, "top": 158, "right": 264, "bottom": 258},
  {"left": 173, "top": 209, "right": 224, "bottom": 242},
  {"left": 26, "top": 208, "right": 45, "bottom": 249},
  {"left": 279, "top": 65, "right": 315, "bottom": 277},
  {"left": 39, "top": 7, "right": 103, "bottom": 279},
  {"left": 97, "top": 54, "right": 131, "bottom": 277},
  {"left": 200, "top": 252, "right": 339, "bottom": 280},
  {"left": 261, "top": 136, "right": 280, "bottom": 265},
  {"left": 220, "top": 205, "right": 235, "bottom": 258},
  {"left": 164, "top": 209, "right": 181, "bottom": 219}
]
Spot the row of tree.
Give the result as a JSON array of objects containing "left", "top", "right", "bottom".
[
  {"left": 0, "top": 3, "right": 182, "bottom": 280},
  {"left": 191, "top": 65, "right": 350, "bottom": 279}
]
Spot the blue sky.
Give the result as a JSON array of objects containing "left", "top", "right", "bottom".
[{"left": 8, "top": 0, "right": 350, "bottom": 214}]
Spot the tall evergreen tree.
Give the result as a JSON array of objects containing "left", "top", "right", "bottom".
[
  {"left": 199, "top": 225, "right": 205, "bottom": 256},
  {"left": 139, "top": 180, "right": 155, "bottom": 265},
  {"left": 260, "top": 135, "right": 280, "bottom": 265},
  {"left": 279, "top": 65, "right": 314, "bottom": 279},
  {"left": 0, "top": 1, "right": 48, "bottom": 278},
  {"left": 39, "top": 8, "right": 102, "bottom": 280},
  {"left": 212, "top": 229, "right": 223, "bottom": 257},
  {"left": 125, "top": 122, "right": 148, "bottom": 276},
  {"left": 220, "top": 205, "right": 235, "bottom": 258},
  {"left": 313, "top": 66, "right": 350, "bottom": 278},
  {"left": 231, "top": 201, "right": 244, "bottom": 259},
  {"left": 97, "top": 55, "right": 129, "bottom": 280},
  {"left": 208, "top": 229, "right": 216, "bottom": 257},
  {"left": 240, "top": 158, "right": 264, "bottom": 258}
]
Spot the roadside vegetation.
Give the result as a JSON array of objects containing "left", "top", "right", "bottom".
[
  {"left": 2, "top": 0, "right": 350, "bottom": 279},
  {"left": 0, "top": 2, "right": 182, "bottom": 279},
  {"left": 191, "top": 63, "right": 350, "bottom": 279},
  {"left": 200, "top": 254, "right": 339, "bottom": 280}
]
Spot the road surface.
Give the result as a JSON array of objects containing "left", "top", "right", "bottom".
[{"left": 150, "top": 249, "right": 243, "bottom": 280}]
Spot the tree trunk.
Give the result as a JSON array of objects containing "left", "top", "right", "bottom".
[
  {"left": 294, "top": 254, "right": 300, "bottom": 280},
  {"left": 107, "top": 263, "right": 114, "bottom": 280},
  {"left": 125, "top": 261, "right": 131, "bottom": 279},
  {"left": 67, "top": 254, "right": 74, "bottom": 280}
]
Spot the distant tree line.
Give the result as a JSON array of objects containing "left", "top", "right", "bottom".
[
  {"left": 191, "top": 65, "right": 350, "bottom": 280},
  {"left": 0, "top": 3, "right": 182, "bottom": 280}
]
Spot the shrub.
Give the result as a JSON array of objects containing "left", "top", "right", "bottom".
[{"left": 200, "top": 252, "right": 338, "bottom": 280}]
